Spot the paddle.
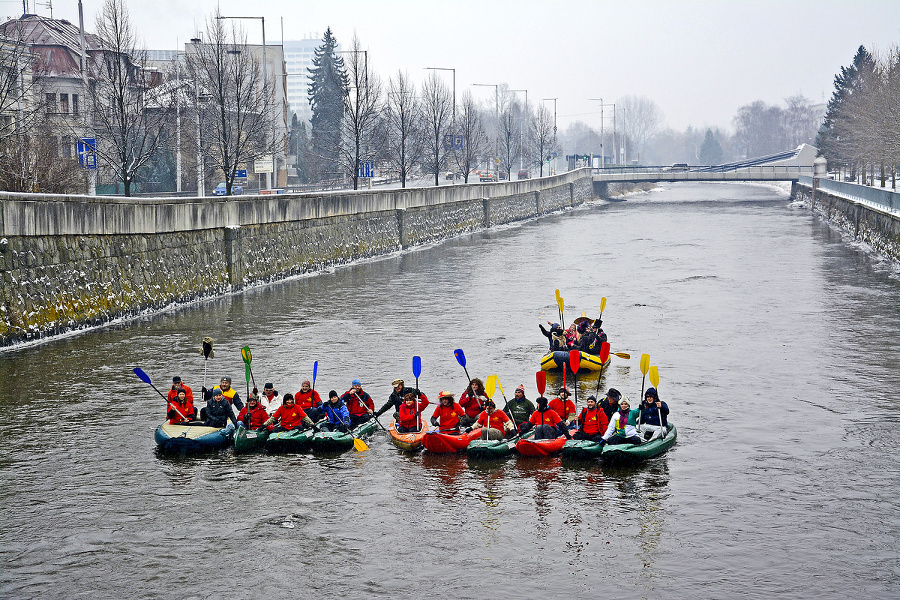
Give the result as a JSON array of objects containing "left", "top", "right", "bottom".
[
  {"left": 599, "top": 296, "right": 607, "bottom": 319},
  {"left": 353, "top": 391, "right": 387, "bottom": 432},
  {"left": 494, "top": 376, "right": 514, "bottom": 433},
  {"left": 200, "top": 337, "right": 213, "bottom": 391},
  {"left": 312, "top": 361, "right": 318, "bottom": 393},
  {"left": 555, "top": 289, "right": 565, "bottom": 329},
  {"left": 536, "top": 371, "right": 547, "bottom": 398},
  {"left": 569, "top": 349, "right": 581, "bottom": 420},
  {"left": 612, "top": 351, "right": 631, "bottom": 360},
  {"left": 351, "top": 427, "right": 369, "bottom": 452},
  {"left": 485, "top": 374, "right": 497, "bottom": 401},
  {"left": 412, "top": 355, "right": 422, "bottom": 431},
  {"left": 133, "top": 367, "right": 187, "bottom": 421},
  {"left": 649, "top": 365, "right": 666, "bottom": 440},
  {"left": 594, "top": 341, "right": 612, "bottom": 396},
  {"left": 638, "top": 353, "right": 650, "bottom": 435},
  {"left": 241, "top": 346, "right": 256, "bottom": 397},
  {"left": 454, "top": 348, "right": 477, "bottom": 406}
]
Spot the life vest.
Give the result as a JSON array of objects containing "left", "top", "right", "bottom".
[
  {"left": 577, "top": 407, "right": 607, "bottom": 435},
  {"left": 398, "top": 398, "right": 429, "bottom": 429},
  {"left": 530, "top": 408, "right": 562, "bottom": 427},
  {"left": 295, "top": 390, "right": 322, "bottom": 410},
  {"left": 432, "top": 403, "right": 463, "bottom": 429},
  {"left": 215, "top": 386, "right": 237, "bottom": 403},
  {"left": 273, "top": 404, "right": 309, "bottom": 430},
  {"left": 238, "top": 404, "right": 269, "bottom": 429}
]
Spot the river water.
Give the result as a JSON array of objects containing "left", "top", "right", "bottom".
[{"left": 1, "top": 182, "right": 898, "bottom": 599}]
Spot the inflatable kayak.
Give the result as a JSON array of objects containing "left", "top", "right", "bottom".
[
  {"left": 154, "top": 422, "right": 232, "bottom": 453},
  {"left": 234, "top": 427, "right": 270, "bottom": 453},
  {"left": 601, "top": 424, "right": 677, "bottom": 465},
  {"left": 516, "top": 434, "right": 568, "bottom": 456},
  {"left": 422, "top": 429, "right": 480, "bottom": 453},
  {"left": 561, "top": 438, "right": 605, "bottom": 459},
  {"left": 467, "top": 428, "right": 535, "bottom": 459},
  {"left": 389, "top": 420, "right": 428, "bottom": 451},
  {"left": 309, "top": 419, "right": 379, "bottom": 453},
  {"left": 540, "top": 350, "right": 610, "bottom": 372},
  {"left": 263, "top": 418, "right": 329, "bottom": 453}
]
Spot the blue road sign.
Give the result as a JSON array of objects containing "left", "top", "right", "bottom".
[
  {"left": 454, "top": 135, "right": 463, "bottom": 151},
  {"left": 357, "top": 159, "right": 374, "bottom": 178},
  {"left": 77, "top": 138, "right": 97, "bottom": 169}
]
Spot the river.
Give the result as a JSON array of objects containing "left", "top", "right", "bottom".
[{"left": 1, "top": 182, "right": 898, "bottom": 599}]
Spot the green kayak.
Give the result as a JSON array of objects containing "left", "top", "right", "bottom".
[
  {"left": 234, "top": 427, "right": 270, "bottom": 453},
  {"left": 467, "top": 429, "right": 535, "bottom": 460},
  {"left": 561, "top": 438, "right": 605, "bottom": 459},
  {"left": 601, "top": 424, "right": 677, "bottom": 465},
  {"left": 309, "top": 418, "right": 379, "bottom": 453}
]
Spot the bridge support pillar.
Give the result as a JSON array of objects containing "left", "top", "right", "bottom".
[
  {"left": 483, "top": 198, "right": 491, "bottom": 227},
  {"left": 593, "top": 181, "right": 609, "bottom": 199},
  {"left": 396, "top": 208, "right": 408, "bottom": 248},
  {"left": 534, "top": 191, "right": 541, "bottom": 214},
  {"left": 224, "top": 226, "right": 244, "bottom": 289}
]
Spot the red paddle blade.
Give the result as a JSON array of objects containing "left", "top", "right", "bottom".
[
  {"left": 599, "top": 341, "right": 610, "bottom": 363},
  {"left": 536, "top": 371, "right": 547, "bottom": 396},
  {"left": 569, "top": 349, "right": 581, "bottom": 374}
]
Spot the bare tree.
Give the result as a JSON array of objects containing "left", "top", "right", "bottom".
[
  {"left": 452, "top": 91, "right": 487, "bottom": 183},
  {"left": 339, "top": 35, "right": 382, "bottom": 190},
  {"left": 498, "top": 110, "right": 518, "bottom": 181},
  {"left": 531, "top": 103, "right": 555, "bottom": 177},
  {"left": 619, "top": 95, "right": 663, "bottom": 164},
  {"left": 186, "top": 11, "right": 281, "bottom": 196},
  {"left": 384, "top": 70, "right": 422, "bottom": 188},
  {"left": 420, "top": 70, "right": 452, "bottom": 186},
  {"left": 83, "top": 0, "right": 173, "bottom": 196}
]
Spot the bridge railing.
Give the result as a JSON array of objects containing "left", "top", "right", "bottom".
[
  {"left": 800, "top": 176, "right": 898, "bottom": 212},
  {"left": 592, "top": 165, "right": 814, "bottom": 175}
]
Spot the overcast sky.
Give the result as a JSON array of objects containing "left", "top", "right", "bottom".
[{"left": 14, "top": 0, "right": 900, "bottom": 132}]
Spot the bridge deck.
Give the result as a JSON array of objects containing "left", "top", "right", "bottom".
[{"left": 592, "top": 167, "right": 812, "bottom": 183}]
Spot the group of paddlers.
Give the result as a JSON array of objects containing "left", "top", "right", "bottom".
[
  {"left": 539, "top": 318, "right": 608, "bottom": 355},
  {"left": 164, "top": 373, "right": 670, "bottom": 447}
]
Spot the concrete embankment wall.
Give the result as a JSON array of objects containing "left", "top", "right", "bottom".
[
  {"left": 792, "top": 180, "right": 900, "bottom": 261},
  {"left": 0, "top": 170, "right": 593, "bottom": 346}
]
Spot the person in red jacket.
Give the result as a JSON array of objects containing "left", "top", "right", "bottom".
[
  {"left": 573, "top": 395, "right": 609, "bottom": 442},
  {"left": 468, "top": 398, "right": 514, "bottom": 440},
  {"left": 341, "top": 379, "right": 375, "bottom": 428},
  {"left": 166, "top": 387, "right": 196, "bottom": 423},
  {"left": 548, "top": 387, "right": 576, "bottom": 427},
  {"left": 167, "top": 376, "right": 194, "bottom": 405},
  {"left": 295, "top": 380, "right": 323, "bottom": 421},
  {"left": 521, "top": 397, "right": 570, "bottom": 440},
  {"left": 264, "top": 394, "right": 315, "bottom": 433},
  {"left": 459, "top": 378, "right": 488, "bottom": 427},
  {"left": 396, "top": 391, "right": 430, "bottom": 433},
  {"left": 430, "top": 391, "right": 464, "bottom": 431},
  {"left": 237, "top": 393, "right": 269, "bottom": 430}
]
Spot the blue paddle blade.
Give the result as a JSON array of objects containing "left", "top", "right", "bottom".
[
  {"left": 133, "top": 367, "right": 151, "bottom": 385},
  {"left": 412, "top": 356, "right": 422, "bottom": 378},
  {"left": 313, "top": 360, "right": 318, "bottom": 382},
  {"left": 454, "top": 349, "right": 466, "bottom": 368}
]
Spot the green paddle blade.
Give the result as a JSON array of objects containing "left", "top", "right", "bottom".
[
  {"left": 244, "top": 362, "right": 251, "bottom": 385},
  {"left": 241, "top": 346, "right": 252, "bottom": 365}
]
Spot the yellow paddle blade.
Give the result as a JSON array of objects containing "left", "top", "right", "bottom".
[
  {"left": 556, "top": 295, "right": 564, "bottom": 313},
  {"left": 485, "top": 375, "right": 497, "bottom": 399},
  {"left": 640, "top": 353, "right": 650, "bottom": 376},
  {"left": 600, "top": 297, "right": 607, "bottom": 314},
  {"left": 649, "top": 365, "right": 660, "bottom": 388},
  {"left": 496, "top": 378, "right": 506, "bottom": 398},
  {"left": 613, "top": 352, "right": 631, "bottom": 360},
  {"left": 354, "top": 437, "right": 368, "bottom": 452}
]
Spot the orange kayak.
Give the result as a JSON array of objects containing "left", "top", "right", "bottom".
[
  {"left": 422, "top": 429, "right": 480, "bottom": 453},
  {"left": 389, "top": 419, "right": 428, "bottom": 451},
  {"left": 516, "top": 435, "right": 567, "bottom": 456}
]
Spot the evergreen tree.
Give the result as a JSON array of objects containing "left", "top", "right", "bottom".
[
  {"left": 307, "top": 28, "right": 348, "bottom": 182},
  {"left": 816, "top": 45, "right": 876, "bottom": 171},
  {"left": 698, "top": 129, "right": 724, "bottom": 165}
]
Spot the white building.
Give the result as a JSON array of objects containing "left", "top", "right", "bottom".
[{"left": 283, "top": 37, "right": 335, "bottom": 124}]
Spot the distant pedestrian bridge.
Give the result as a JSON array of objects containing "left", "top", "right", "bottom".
[{"left": 592, "top": 144, "right": 818, "bottom": 187}]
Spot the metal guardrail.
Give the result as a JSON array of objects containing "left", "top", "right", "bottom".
[
  {"left": 816, "top": 177, "right": 898, "bottom": 211},
  {"left": 592, "top": 165, "right": 814, "bottom": 175}
]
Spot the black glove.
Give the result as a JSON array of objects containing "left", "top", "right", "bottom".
[
  {"left": 430, "top": 416, "right": 439, "bottom": 427},
  {"left": 415, "top": 388, "right": 421, "bottom": 398},
  {"left": 464, "top": 427, "right": 472, "bottom": 434}
]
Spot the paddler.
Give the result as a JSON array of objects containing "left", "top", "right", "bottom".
[
  {"left": 202, "top": 388, "right": 238, "bottom": 431},
  {"left": 458, "top": 378, "right": 488, "bottom": 427},
  {"left": 548, "top": 387, "right": 577, "bottom": 427},
  {"left": 167, "top": 376, "right": 194, "bottom": 405},
  {"left": 520, "top": 396, "right": 569, "bottom": 440},
  {"left": 341, "top": 379, "right": 375, "bottom": 428},
  {"left": 263, "top": 393, "right": 315, "bottom": 433},
  {"left": 430, "top": 391, "right": 464, "bottom": 431},
  {"left": 206, "top": 376, "right": 243, "bottom": 412},
  {"left": 573, "top": 395, "right": 608, "bottom": 442},
  {"left": 395, "top": 391, "right": 430, "bottom": 433},
  {"left": 166, "top": 387, "right": 196, "bottom": 423},
  {"left": 638, "top": 387, "right": 669, "bottom": 441},
  {"left": 598, "top": 388, "right": 622, "bottom": 421},
  {"left": 601, "top": 396, "right": 642, "bottom": 446},
  {"left": 467, "top": 398, "right": 514, "bottom": 440},
  {"left": 260, "top": 382, "right": 280, "bottom": 414},
  {"left": 294, "top": 380, "right": 323, "bottom": 421},
  {"left": 504, "top": 384, "right": 535, "bottom": 433},
  {"left": 237, "top": 392, "right": 269, "bottom": 430},
  {"left": 375, "top": 378, "right": 420, "bottom": 420},
  {"left": 321, "top": 390, "right": 351, "bottom": 432}
]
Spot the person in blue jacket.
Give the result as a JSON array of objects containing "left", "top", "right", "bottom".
[
  {"left": 639, "top": 387, "right": 669, "bottom": 441},
  {"left": 320, "top": 390, "right": 351, "bottom": 433}
]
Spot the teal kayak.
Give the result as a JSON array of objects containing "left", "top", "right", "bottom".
[
  {"left": 561, "top": 439, "right": 605, "bottom": 459},
  {"left": 234, "top": 427, "right": 270, "bottom": 453},
  {"left": 309, "top": 419, "right": 379, "bottom": 453},
  {"left": 601, "top": 424, "right": 677, "bottom": 465},
  {"left": 467, "top": 428, "right": 535, "bottom": 459},
  {"left": 155, "top": 422, "right": 232, "bottom": 453}
]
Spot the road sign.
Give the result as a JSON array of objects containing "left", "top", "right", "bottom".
[
  {"left": 454, "top": 135, "right": 463, "bottom": 151},
  {"left": 358, "top": 159, "right": 374, "bottom": 178},
  {"left": 234, "top": 169, "right": 247, "bottom": 179},
  {"left": 77, "top": 138, "right": 97, "bottom": 169},
  {"left": 254, "top": 156, "right": 274, "bottom": 173}
]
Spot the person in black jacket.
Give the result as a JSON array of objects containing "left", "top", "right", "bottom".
[
  {"left": 638, "top": 387, "right": 669, "bottom": 441},
  {"left": 202, "top": 388, "right": 238, "bottom": 430},
  {"left": 539, "top": 322, "right": 566, "bottom": 351},
  {"left": 375, "top": 378, "right": 421, "bottom": 419},
  {"left": 598, "top": 388, "right": 622, "bottom": 421}
]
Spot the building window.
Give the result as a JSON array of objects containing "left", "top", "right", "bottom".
[
  {"left": 45, "top": 92, "right": 56, "bottom": 113},
  {"left": 72, "top": 94, "right": 79, "bottom": 115},
  {"left": 61, "top": 136, "right": 72, "bottom": 158},
  {"left": 60, "top": 93, "right": 69, "bottom": 114}
]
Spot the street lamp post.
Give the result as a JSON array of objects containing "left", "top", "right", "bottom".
[
  {"left": 216, "top": 14, "right": 271, "bottom": 190},
  {"left": 473, "top": 83, "right": 499, "bottom": 179},
  {"left": 542, "top": 98, "right": 557, "bottom": 175},
  {"left": 426, "top": 66, "right": 455, "bottom": 184}
]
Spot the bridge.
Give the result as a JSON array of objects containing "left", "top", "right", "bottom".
[{"left": 592, "top": 144, "right": 819, "bottom": 190}]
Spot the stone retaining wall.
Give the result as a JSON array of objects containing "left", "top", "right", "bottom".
[
  {"left": 0, "top": 170, "right": 594, "bottom": 346},
  {"left": 792, "top": 180, "right": 900, "bottom": 262}
]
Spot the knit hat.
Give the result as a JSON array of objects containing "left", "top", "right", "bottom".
[
  {"left": 172, "top": 376, "right": 182, "bottom": 383},
  {"left": 558, "top": 387, "right": 570, "bottom": 397},
  {"left": 264, "top": 382, "right": 274, "bottom": 390},
  {"left": 213, "top": 388, "right": 223, "bottom": 396},
  {"left": 536, "top": 396, "right": 548, "bottom": 409},
  {"left": 329, "top": 390, "right": 339, "bottom": 400},
  {"left": 645, "top": 387, "right": 659, "bottom": 400},
  {"left": 515, "top": 384, "right": 525, "bottom": 393},
  {"left": 352, "top": 379, "right": 361, "bottom": 386},
  {"left": 220, "top": 376, "right": 231, "bottom": 383}
]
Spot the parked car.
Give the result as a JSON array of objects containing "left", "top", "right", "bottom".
[
  {"left": 213, "top": 182, "right": 243, "bottom": 196},
  {"left": 666, "top": 163, "right": 690, "bottom": 172},
  {"left": 517, "top": 169, "right": 529, "bottom": 180},
  {"left": 479, "top": 171, "right": 497, "bottom": 182}
]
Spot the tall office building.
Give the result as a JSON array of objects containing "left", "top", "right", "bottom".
[{"left": 283, "top": 37, "right": 338, "bottom": 124}]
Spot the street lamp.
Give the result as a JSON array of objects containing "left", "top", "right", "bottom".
[
  {"left": 216, "top": 14, "right": 271, "bottom": 189},
  {"left": 542, "top": 98, "right": 557, "bottom": 175},
  {"left": 473, "top": 83, "right": 499, "bottom": 179},
  {"left": 426, "top": 67, "right": 456, "bottom": 183},
  {"left": 509, "top": 89, "right": 527, "bottom": 171}
]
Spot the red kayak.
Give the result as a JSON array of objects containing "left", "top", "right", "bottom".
[
  {"left": 516, "top": 435, "right": 567, "bottom": 456},
  {"left": 422, "top": 429, "right": 481, "bottom": 453}
]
